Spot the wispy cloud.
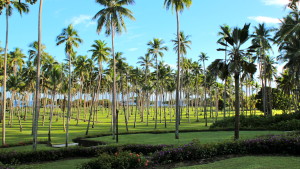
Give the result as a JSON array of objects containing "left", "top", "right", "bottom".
[
  {"left": 67, "top": 15, "right": 96, "bottom": 27},
  {"left": 262, "top": 0, "right": 289, "bottom": 6},
  {"left": 248, "top": 16, "right": 281, "bottom": 24},
  {"left": 128, "top": 48, "right": 138, "bottom": 52}
]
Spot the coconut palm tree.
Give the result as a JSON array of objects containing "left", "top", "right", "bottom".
[
  {"left": 138, "top": 54, "right": 154, "bottom": 126},
  {"left": 217, "top": 24, "right": 231, "bottom": 117},
  {"left": 1, "top": 0, "right": 29, "bottom": 146},
  {"left": 45, "top": 63, "right": 63, "bottom": 145},
  {"left": 164, "top": 0, "right": 192, "bottom": 139},
  {"left": 147, "top": 38, "right": 168, "bottom": 129},
  {"left": 89, "top": 40, "right": 111, "bottom": 106},
  {"left": 199, "top": 52, "right": 209, "bottom": 126},
  {"left": 217, "top": 23, "right": 257, "bottom": 140},
  {"left": 93, "top": 0, "right": 135, "bottom": 139},
  {"left": 252, "top": 23, "right": 273, "bottom": 116},
  {"left": 56, "top": 24, "right": 82, "bottom": 147}
]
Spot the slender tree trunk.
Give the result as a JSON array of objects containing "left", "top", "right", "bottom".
[
  {"left": 65, "top": 52, "right": 72, "bottom": 147},
  {"left": 33, "top": 0, "right": 43, "bottom": 150},
  {"left": 48, "top": 89, "right": 55, "bottom": 145},
  {"left": 111, "top": 22, "right": 117, "bottom": 140},
  {"left": 155, "top": 56, "right": 158, "bottom": 129},
  {"left": 234, "top": 73, "right": 240, "bottom": 140},
  {"left": 175, "top": 9, "right": 181, "bottom": 140}
]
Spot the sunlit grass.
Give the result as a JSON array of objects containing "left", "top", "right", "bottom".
[
  {"left": 175, "top": 156, "right": 300, "bottom": 169},
  {"left": 87, "top": 131, "right": 284, "bottom": 145},
  {"left": 0, "top": 106, "right": 280, "bottom": 146}
]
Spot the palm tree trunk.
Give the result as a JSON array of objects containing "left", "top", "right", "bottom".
[
  {"left": 48, "top": 89, "right": 55, "bottom": 145},
  {"left": 155, "top": 57, "right": 158, "bottom": 129},
  {"left": 65, "top": 52, "right": 72, "bottom": 147},
  {"left": 33, "top": 0, "right": 43, "bottom": 151},
  {"left": 175, "top": 9, "right": 181, "bottom": 140},
  {"left": 110, "top": 20, "right": 117, "bottom": 140},
  {"left": 234, "top": 73, "right": 240, "bottom": 140}
]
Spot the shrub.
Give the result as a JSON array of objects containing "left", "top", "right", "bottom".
[
  {"left": 79, "top": 151, "right": 149, "bottom": 169},
  {"left": 210, "top": 111, "right": 300, "bottom": 130},
  {"left": 152, "top": 132, "right": 300, "bottom": 164}
]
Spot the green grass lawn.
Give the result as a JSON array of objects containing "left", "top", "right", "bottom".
[
  {"left": 14, "top": 156, "right": 300, "bottom": 169},
  {"left": 0, "top": 106, "right": 279, "bottom": 146},
  {"left": 175, "top": 156, "right": 300, "bottom": 169},
  {"left": 87, "top": 131, "right": 284, "bottom": 145},
  {"left": 15, "top": 158, "right": 95, "bottom": 169}
]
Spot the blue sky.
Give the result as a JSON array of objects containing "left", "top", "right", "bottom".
[{"left": 0, "top": 0, "right": 291, "bottom": 71}]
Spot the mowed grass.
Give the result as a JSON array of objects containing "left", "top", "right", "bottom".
[
  {"left": 15, "top": 156, "right": 300, "bottom": 169},
  {"left": 0, "top": 106, "right": 280, "bottom": 147},
  {"left": 175, "top": 156, "right": 300, "bottom": 169},
  {"left": 87, "top": 131, "right": 285, "bottom": 145},
  {"left": 15, "top": 158, "right": 95, "bottom": 169}
]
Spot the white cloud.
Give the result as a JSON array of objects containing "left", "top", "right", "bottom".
[
  {"left": 128, "top": 48, "right": 138, "bottom": 52},
  {"left": 262, "top": 0, "right": 289, "bottom": 6},
  {"left": 248, "top": 16, "right": 281, "bottom": 24},
  {"left": 68, "top": 15, "right": 96, "bottom": 26}
]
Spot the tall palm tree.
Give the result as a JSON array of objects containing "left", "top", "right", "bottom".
[
  {"left": 93, "top": 0, "right": 135, "bottom": 139},
  {"left": 147, "top": 38, "right": 168, "bottom": 129},
  {"left": 138, "top": 54, "right": 153, "bottom": 126},
  {"left": 217, "top": 23, "right": 257, "bottom": 140},
  {"left": 89, "top": 40, "right": 110, "bottom": 104},
  {"left": 217, "top": 24, "right": 231, "bottom": 117},
  {"left": 164, "top": 0, "right": 192, "bottom": 139},
  {"left": 56, "top": 24, "right": 82, "bottom": 147},
  {"left": 199, "top": 52, "right": 209, "bottom": 126},
  {"left": 252, "top": 23, "right": 273, "bottom": 116},
  {"left": 1, "top": 0, "right": 29, "bottom": 146}
]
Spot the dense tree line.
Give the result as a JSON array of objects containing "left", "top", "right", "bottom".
[{"left": 0, "top": 0, "right": 300, "bottom": 149}]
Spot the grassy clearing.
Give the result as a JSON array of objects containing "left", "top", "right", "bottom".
[
  {"left": 175, "top": 156, "right": 300, "bottom": 169},
  {"left": 0, "top": 107, "right": 278, "bottom": 146},
  {"left": 87, "top": 131, "right": 285, "bottom": 145}
]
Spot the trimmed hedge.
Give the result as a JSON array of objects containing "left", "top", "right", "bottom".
[
  {"left": 79, "top": 151, "right": 149, "bottom": 169},
  {"left": 152, "top": 132, "right": 300, "bottom": 164},
  {"left": 0, "top": 144, "right": 169, "bottom": 165},
  {"left": 210, "top": 112, "right": 300, "bottom": 130}
]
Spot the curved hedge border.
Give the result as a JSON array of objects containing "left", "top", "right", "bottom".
[
  {"left": 152, "top": 131, "right": 300, "bottom": 164},
  {"left": 0, "top": 144, "right": 169, "bottom": 165}
]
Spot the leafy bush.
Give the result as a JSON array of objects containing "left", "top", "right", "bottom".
[
  {"left": 210, "top": 112, "right": 300, "bottom": 130},
  {"left": 79, "top": 151, "right": 149, "bottom": 169},
  {"left": 152, "top": 132, "right": 300, "bottom": 164},
  {"left": 0, "top": 144, "right": 166, "bottom": 165}
]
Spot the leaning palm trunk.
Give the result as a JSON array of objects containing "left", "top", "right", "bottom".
[
  {"left": 2, "top": 5, "right": 9, "bottom": 146},
  {"left": 33, "top": 0, "right": 43, "bottom": 151}
]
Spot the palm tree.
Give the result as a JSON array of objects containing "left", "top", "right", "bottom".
[
  {"left": 217, "top": 24, "right": 231, "bottom": 117},
  {"left": 252, "top": 23, "right": 273, "bottom": 116},
  {"left": 89, "top": 40, "right": 110, "bottom": 105},
  {"left": 93, "top": 0, "right": 135, "bottom": 139},
  {"left": 56, "top": 24, "right": 82, "bottom": 147},
  {"left": 1, "top": 0, "right": 29, "bottom": 146},
  {"left": 147, "top": 38, "right": 168, "bottom": 129},
  {"left": 45, "top": 63, "right": 63, "bottom": 145},
  {"left": 164, "top": 0, "right": 192, "bottom": 139},
  {"left": 138, "top": 54, "right": 154, "bottom": 126},
  {"left": 217, "top": 23, "right": 257, "bottom": 140},
  {"left": 199, "top": 52, "right": 209, "bottom": 126}
]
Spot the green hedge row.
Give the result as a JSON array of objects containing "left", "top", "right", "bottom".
[
  {"left": 152, "top": 132, "right": 300, "bottom": 164},
  {"left": 210, "top": 112, "right": 300, "bottom": 130},
  {"left": 0, "top": 144, "right": 168, "bottom": 165}
]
